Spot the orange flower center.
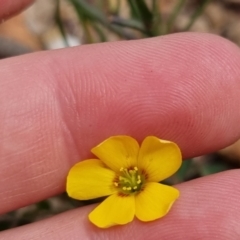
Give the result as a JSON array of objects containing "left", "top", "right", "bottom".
[{"left": 114, "top": 167, "right": 144, "bottom": 195}]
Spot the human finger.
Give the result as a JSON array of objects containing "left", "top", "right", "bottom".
[
  {"left": 1, "top": 33, "right": 240, "bottom": 213},
  {"left": 0, "top": 0, "right": 33, "bottom": 20},
  {"left": 1, "top": 170, "right": 239, "bottom": 240}
]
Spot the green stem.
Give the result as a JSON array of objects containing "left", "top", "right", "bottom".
[{"left": 151, "top": 0, "right": 162, "bottom": 36}]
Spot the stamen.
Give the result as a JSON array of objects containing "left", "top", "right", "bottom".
[{"left": 116, "top": 166, "right": 144, "bottom": 194}]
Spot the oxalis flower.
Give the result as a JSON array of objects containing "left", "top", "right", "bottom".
[{"left": 66, "top": 135, "right": 182, "bottom": 228}]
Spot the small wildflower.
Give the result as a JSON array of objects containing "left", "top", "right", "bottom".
[{"left": 66, "top": 136, "right": 182, "bottom": 228}]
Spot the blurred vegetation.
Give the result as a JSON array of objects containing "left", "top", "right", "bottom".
[
  {"left": 1, "top": 0, "right": 240, "bottom": 232},
  {"left": 57, "top": 0, "right": 210, "bottom": 44}
]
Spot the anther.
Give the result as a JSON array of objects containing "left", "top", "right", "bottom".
[{"left": 118, "top": 166, "right": 143, "bottom": 193}]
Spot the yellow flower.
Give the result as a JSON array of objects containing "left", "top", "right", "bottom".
[{"left": 66, "top": 136, "right": 182, "bottom": 228}]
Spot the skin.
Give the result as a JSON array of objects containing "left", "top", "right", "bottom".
[
  {"left": 0, "top": 0, "right": 33, "bottom": 20},
  {"left": 1, "top": 1, "right": 240, "bottom": 239}
]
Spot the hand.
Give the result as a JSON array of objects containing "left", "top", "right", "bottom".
[{"left": 1, "top": 1, "right": 240, "bottom": 239}]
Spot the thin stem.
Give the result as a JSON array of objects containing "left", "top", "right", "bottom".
[{"left": 151, "top": 0, "right": 162, "bottom": 36}]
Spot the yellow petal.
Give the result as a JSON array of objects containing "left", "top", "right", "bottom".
[
  {"left": 135, "top": 182, "right": 179, "bottom": 222},
  {"left": 89, "top": 193, "right": 135, "bottom": 228},
  {"left": 91, "top": 136, "right": 139, "bottom": 173},
  {"left": 66, "top": 159, "right": 116, "bottom": 200},
  {"left": 138, "top": 136, "right": 182, "bottom": 182}
]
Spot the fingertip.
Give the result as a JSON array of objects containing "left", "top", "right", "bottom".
[
  {"left": 56, "top": 32, "right": 240, "bottom": 157},
  {"left": 1, "top": 32, "right": 240, "bottom": 211},
  {"left": 0, "top": 0, "right": 33, "bottom": 20}
]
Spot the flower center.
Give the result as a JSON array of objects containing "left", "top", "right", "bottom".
[{"left": 114, "top": 167, "right": 144, "bottom": 195}]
